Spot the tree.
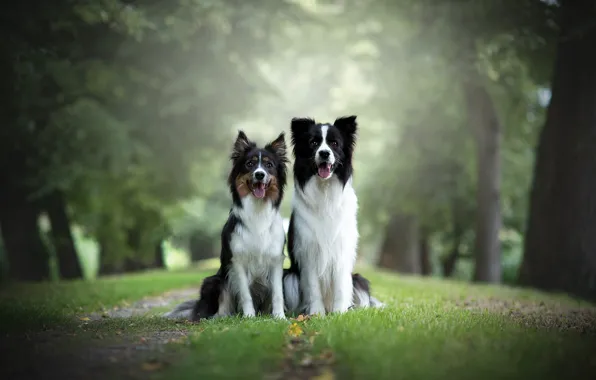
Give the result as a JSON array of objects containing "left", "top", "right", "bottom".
[
  {"left": 0, "top": 0, "right": 306, "bottom": 280},
  {"left": 461, "top": 63, "right": 503, "bottom": 283},
  {"left": 378, "top": 214, "right": 421, "bottom": 274},
  {"left": 519, "top": 0, "right": 596, "bottom": 302}
]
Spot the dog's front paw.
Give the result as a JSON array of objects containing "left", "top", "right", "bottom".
[
  {"left": 331, "top": 305, "right": 350, "bottom": 314},
  {"left": 242, "top": 306, "right": 256, "bottom": 318},
  {"left": 272, "top": 310, "right": 286, "bottom": 319},
  {"left": 307, "top": 302, "right": 326, "bottom": 316}
]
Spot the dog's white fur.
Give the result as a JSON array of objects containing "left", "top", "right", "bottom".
[
  {"left": 289, "top": 124, "right": 359, "bottom": 315},
  {"left": 225, "top": 195, "right": 286, "bottom": 318}
]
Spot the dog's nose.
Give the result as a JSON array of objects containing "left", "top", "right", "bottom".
[
  {"left": 319, "top": 150, "right": 330, "bottom": 159},
  {"left": 254, "top": 171, "right": 265, "bottom": 180}
]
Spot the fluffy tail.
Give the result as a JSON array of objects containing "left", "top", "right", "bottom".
[
  {"left": 162, "top": 299, "right": 196, "bottom": 320},
  {"left": 352, "top": 273, "right": 385, "bottom": 308},
  {"left": 162, "top": 274, "right": 224, "bottom": 321},
  {"left": 283, "top": 270, "right": 302, "bottom": 315}
]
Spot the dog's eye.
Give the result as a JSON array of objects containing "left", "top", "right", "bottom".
[
  {"left": 265, "top": 162, "right": 274, "bottom": 168},
  {"left": 310, "top": 140, "right": 319, "bottom": 147},
  {"left": 329, "top": 141, "right": 338, "bottom": 147},
  {"left": 246, "top": 161, "right": 254, "bottom": 167}
]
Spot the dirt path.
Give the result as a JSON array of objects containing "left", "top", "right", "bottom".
[
  {"left": 83, "top": 287, "right": 199, "bottom": 320},
  {"left": 1, "top": 288, "right": 201, "bottom": 380}
]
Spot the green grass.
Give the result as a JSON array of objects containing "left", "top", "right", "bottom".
[
  {"left": 1, "top": 267, "right": 595, "bottom": 380},
  {"left": 0, "top": 267, "right": 212, "bottom": 333}
]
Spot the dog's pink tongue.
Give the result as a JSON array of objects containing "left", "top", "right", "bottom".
[
  {"left": 318, "top": 164, "right": 332, "bottom": 178},
  {"left": 253, "top": 183, "right": 266, "bottom": 198}
]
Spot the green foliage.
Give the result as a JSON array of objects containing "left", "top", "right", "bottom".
[
  {"left": 2, "top": 0, "right": 310, "bottom": 271},
  {"left": 1, "top": 0, "right": 559, "bottom": 278},
  {"left": 315, "top": 0, "right": 557, "bottom": 275}
]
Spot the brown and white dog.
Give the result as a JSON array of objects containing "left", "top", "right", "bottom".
[{"left": 165, "top": 130, "right": 289, "bottom": 320}]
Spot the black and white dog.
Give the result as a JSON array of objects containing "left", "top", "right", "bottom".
[
  {"left": 165, "top": 131, "right": 289, "bottom": 320},
  {"left": 283, "top": 116, "right": 383, "bottom": 315}
]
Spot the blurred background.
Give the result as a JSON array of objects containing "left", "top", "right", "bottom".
[{"left": 0, "top": 0, "right": 587, "bottom": 297}]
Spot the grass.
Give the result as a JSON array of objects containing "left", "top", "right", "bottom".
[
  {"left": 0, "top": 267, "right": 213, "bottom": 333},
  {"left": 1, "top": 266, "right": 595, "bottom": 380}
]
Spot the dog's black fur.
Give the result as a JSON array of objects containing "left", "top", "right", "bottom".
[
  {"left": 282, "top": 116, "right": 384, "bottom": 314},
  {"left": 165, "top": 131, "right": 288, "bottom": 321},
  {"left": 289, "top": 116, "right": 357, "bottom": 190}
]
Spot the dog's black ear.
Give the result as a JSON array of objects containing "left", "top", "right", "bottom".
[
  {"left": 334, "top": 116, "right": 358, "bottom": 135},
  {"left": 290, "top": 117, "right": 315, "bottom": 140},
  {"left": 266, "top": 131, "right": 288, "bottom": 161},
  {"left": 231, "top": 130, "right": 254, "bottom": 161},
  {"left": 334, "top": 116, "right": 357, "bottom": 155}
]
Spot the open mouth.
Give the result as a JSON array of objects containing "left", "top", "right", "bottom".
[
  {"left": 317, "top": 162, "right": 333, "bottom": 179},
  {"left": 250, "top": 181, "right": 268, "bottom": 199}
]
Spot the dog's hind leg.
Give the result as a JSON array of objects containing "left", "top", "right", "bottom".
[
  {"left": 191, "top": 274, "right": 225, "bottom": 321},
  {"left": 214, "top": 287, "right": 235, "bottom": 318}
]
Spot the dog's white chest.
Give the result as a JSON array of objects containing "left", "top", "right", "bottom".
[
  {"left": 292, "top": 176, "right": 359, "bottom": 274},
  {"left": 230, "top": 197, "right": 285, "bottom": 276}
]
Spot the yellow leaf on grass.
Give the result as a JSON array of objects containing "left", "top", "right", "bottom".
[
  {"left": 78, "top": 317, "right": 90, "bottom": 321},
  {"left": 313, "top": 368, "right": 335, "bottom": 380},
  {"left": 287, "top": 323, "right": 303, "bottom": 337}
]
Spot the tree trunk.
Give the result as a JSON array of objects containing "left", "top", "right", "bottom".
[
  {"left": 97, "top": 239, "right": 121, "bottom": 276},
  {"left": 519, "top": 0, "right": 596, "bottom": 301},
  {"left": 378, "top": 214, "right": 421, "bottom": 274},
  {"left": 189, "top": 231, "right": 216, "bottom": 261},
  {"left": 45, "top": 190, "right": 83, "bottom": 279},
  {"left": 0, "top": 194, "right": 50, "bottom": 281},
  {"left": 152, "top": 240, "right": 165, "bottom": 269},
  {"left": 419, "top": 236, "right": 432, "bottom": 276},
  {"left": 462, "top": 71, "right": 502, "bottom": 283},
  {"left": 442, "top": 230, "right": 463, "bottom": 278},
  {"left": 123, "top": 226, "right": 146, "bottom": 272},
  {"left": 442, "top": 205, "right": 465, "bottom": 278},
  {"left": 123, "top": 258, "right": 147, "bottom": 272}
]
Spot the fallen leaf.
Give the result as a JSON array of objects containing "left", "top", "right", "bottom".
[
  {"left": 78, "top": 317, "right": 90, "bottom": 321},
  {"left": 312, "top": 368, "right": 335, "bottom": 380},
  {"left": 287, "top": 323, "right": 304, "bottom": 337},
  {"left": 294, "top": 314, "right": 310, "bottom": 322},
  {"left": 319, "top": 349, "right": 335, "bottom": 364}
]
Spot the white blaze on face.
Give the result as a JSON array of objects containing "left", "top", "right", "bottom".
[
  {"left": 315, "top": 124, "right": 334, "bottom": 179},
  {"left": 252, "top": 152, "right": 268, "bottom": 198}
]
